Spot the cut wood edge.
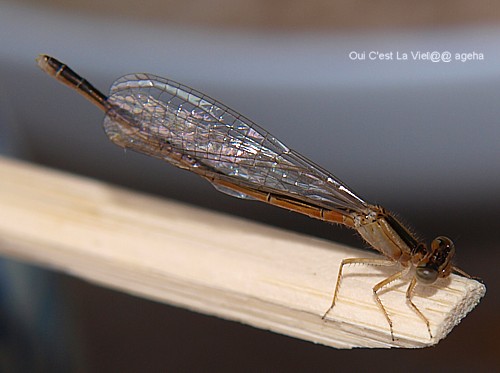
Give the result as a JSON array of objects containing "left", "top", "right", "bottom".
[{"left": 0, "top": 156, "right": 486, "bottom": 348}]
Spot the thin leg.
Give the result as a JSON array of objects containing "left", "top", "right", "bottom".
[
  {"left": 373, "top": 269, "right": 406, "bottom": 341},
  {"left": 452, "top": 266, "right": 483, "bottom": 283},
  {"left": 322, "top": 257, "right": 396, "bottom": 320},
  {"left": 406, "top": 277, "right": 432, "bottom": 339}
]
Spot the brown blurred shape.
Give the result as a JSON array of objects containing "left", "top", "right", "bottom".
[{"left": 21, "top": 0, "right": 500, "bottom": 30}]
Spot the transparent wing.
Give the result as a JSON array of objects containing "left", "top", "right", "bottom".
[{"left": 104, "top": 73, "right": 368, "bottom": 213}]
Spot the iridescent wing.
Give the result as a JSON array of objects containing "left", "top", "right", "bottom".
[{"left": 103, "top": 73, "right": 368, "bottom": 213}]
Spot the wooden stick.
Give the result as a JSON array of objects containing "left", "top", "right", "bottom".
[{"left": 0, "top": 156, "right": 485, "bottom": 348}]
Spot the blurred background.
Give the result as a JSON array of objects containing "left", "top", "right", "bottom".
[{"left": 0, "top": 0, "right": 499, "bottom": 371}]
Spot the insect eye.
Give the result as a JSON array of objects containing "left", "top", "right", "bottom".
[
  {"left": 416, "top": 266, "right": 439, "bottom": 284},
  {"left": 431, "top": 236, "right": 454, "bottom": 251}
]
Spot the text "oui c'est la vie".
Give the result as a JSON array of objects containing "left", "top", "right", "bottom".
[{"left": 349, "top": 50, "right": 484, "bottom": 63}]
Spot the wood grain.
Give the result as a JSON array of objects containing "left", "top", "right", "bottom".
[{"left": 0, "top": 156, "right": 485, "bottom": 348}]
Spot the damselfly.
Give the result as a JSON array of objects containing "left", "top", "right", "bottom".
[{"left": 36, "top": 54, "right": 475, "bottom": 340}]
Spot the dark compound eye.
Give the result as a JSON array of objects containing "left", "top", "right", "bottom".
[
  {"left": 431, "top": 236, "right": 454, "bottom": 252},
  {"left": 416, "top": 266, "right": 439, "bottom": 284}
]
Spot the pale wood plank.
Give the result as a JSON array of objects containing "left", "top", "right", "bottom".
[{"left": 0, "top": 156, "right": 486, "bottom": 348}]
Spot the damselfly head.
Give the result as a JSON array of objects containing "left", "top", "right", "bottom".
[{"left": 416, "top": 236, "right": 455, "bottom": 284}]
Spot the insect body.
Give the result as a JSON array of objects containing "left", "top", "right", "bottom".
[{"left": 36, "top": 54, "right": 474, "bottom": 340}]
